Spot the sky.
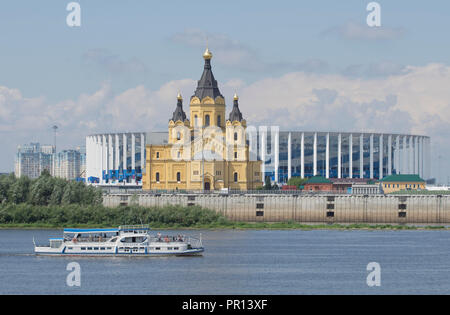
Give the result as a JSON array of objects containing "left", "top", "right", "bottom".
[{"left": 0, "top": 0, "right": 449, "bottom": 184}]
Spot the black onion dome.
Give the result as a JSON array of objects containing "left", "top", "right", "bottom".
[
  {"left": 228, "top": 94, "right": 244, "bottom": 122},
  {"left": 171, "top": 94, "right": 187, "bottom": 122},
  {"left": 191, "top": 49, "right": 224, "bottom": 101}
]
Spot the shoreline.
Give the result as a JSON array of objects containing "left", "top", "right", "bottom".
[{"left": 1, "top": 222, "right": 448, "bottom": 231}]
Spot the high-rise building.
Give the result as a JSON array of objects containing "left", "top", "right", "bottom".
[
  {"left": 15, "top": 143, "right": 55, "bottom": 179},
  {"left": 53, "top": 149, "right": 85, "bottom": 180}
]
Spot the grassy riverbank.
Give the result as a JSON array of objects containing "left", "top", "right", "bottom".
[
  {"left": 0, "top": 223, "right": 447, "bottom": 230},
  {"left": 0, "top": 203, "right": 448, "bottom": 230}
]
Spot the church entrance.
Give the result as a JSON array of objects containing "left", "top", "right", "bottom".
[{"left": 204, "top": 181, "right": 210, "bottom": 191}]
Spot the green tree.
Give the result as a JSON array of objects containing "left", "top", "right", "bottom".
[
  {"left": 9, "top": 176, "right": 31, "bottom": 204},
  {"left": 0, "top": 173, "right": 16, "bottom": 203},
  {"left": 28, "top": 174, "right": 55, "bottom": 205},
  {"left": 287, "top": 176, "right": 308, "bottom": 189},
  {"left": 264, "top": 176, "right": 272, "bottom": 190}
]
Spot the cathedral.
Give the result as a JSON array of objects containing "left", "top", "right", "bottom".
[{"left": 142, "top": 48, "right": 262, "bottom": 191}]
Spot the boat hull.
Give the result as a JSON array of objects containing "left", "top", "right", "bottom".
[{"left": 34, "top": 247, "right": 204, "bottom": 257}]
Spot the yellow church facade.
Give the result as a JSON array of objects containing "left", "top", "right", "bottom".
[{"left": 142, "top": 48, "right": 262, "bottom": 191}]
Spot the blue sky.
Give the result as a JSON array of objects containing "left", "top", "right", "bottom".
[{"left": 0, "top": 0, "right": 449, "bottom": 183}]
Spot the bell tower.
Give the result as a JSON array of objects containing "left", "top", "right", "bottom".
[{"left": 189, "top": 47, "right": 226, "bottom": 131}]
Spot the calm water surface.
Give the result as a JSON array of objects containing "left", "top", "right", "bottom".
[{"left": 0, "top": 229, "right": 448, "bottom": 294}]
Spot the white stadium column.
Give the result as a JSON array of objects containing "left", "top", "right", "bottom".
[
  {"left": 301, "top": 132, "right": 305, "bottom": 179},
  {"left": 85, "top": 136, "right": 90, "bottom": 181},
  {"left": 414, "top": 136, "right": 419, "bottom": 175},
  {"left": 338, "top": 133, "right": 342, "bottom": 179},
  {"left": 108, "top": 134, "right": 113, "bottom": 180},
  {"left": 132, "top": 133, "right": 136, "bottom": 183},
  {"left": 115, "top": 134, "right": 120, "bottom": 181},
  {"left": 96, "top": 136, "right": 100, "bottom": 181},
  {"left": 141, "top": 133, "right": 145, "bottom": 178},
  {"left": 419, "top": 137, "right": 423, "bottom": 178},
  {"left": 369, "top": 134, "right": 374, "bottom": 179},
  {"left": 403, "top": 136, "right": 408, "bottom": 174},
  {"left": 379, "top": 135, "right": 383, "bottom": 179},
  {"left": 409, "top": 136, "right": 414, "bottom": 174},
  {"left": 326, "top": 133, "right": 330, "bottom": 179},
  {"left": 360, "top": 134, "right": 363, "bottom": 178},
  {"left": 396, "top": 136, "right": 400, "bottom": 174},
  {"left": 274, "top": 128, "right": 279, "bottom": 183},
  {"left": 349, "top": 134, "right": 353, "bottom": 179},
  {"left": 388, "top": 135, "right": 392, "bottom": 176},
  {"left": 426, "top": 137, "right": 431, "bottom": 180},
  {"left": 288, "top": 132, "right": 292, "bottom": 180},
  {"left": 260, "top": 127, "right": 266, "bottom": 181},
  {"left": 313, "top": 132, "right": 317, "bottom": 176},
  {"left": 102, "top": 135, "right": 107, "bottom": 183},
  {"left": 123, "top": 134, "right": 127, "bottom": 180}
]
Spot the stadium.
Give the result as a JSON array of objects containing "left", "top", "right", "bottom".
[{"left": 85, "top": 130, "right": 431, "bottom": 185}]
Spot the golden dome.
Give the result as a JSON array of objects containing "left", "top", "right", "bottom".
[
  {"left": 177, "top": 92, "right": 182, "bottom": 100},
  {"left": 233, "top": 93, "right": 239, "bottom": 101},
  {"left": 203, "top": 47, "right": 213, "bottom": 60}
]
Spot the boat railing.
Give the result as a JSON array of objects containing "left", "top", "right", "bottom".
[
  {"left": 147, "top": 235, "right": 203, "bottom": 248},
  {"left": 119, "top": 224, "right": 150, "bottom": 231}
]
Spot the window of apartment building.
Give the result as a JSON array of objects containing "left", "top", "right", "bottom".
[
  {"left": 177, "top": 172, "right": 181, "bottom": 182},
  {"left": 234, "top": 172, "right": 238, "bottom": 183},
  {"left": 156, "top": 152, "right": 160, "bottom": 159},
  {"left": 156, "top": 172, "right": 160, "bottom": 182},
  {"left": 234, "top": 152, "right": 238, "bottom": 159}
]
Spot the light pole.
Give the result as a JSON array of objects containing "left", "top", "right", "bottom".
[{"left": 52, "top": 125, "right": 58, "bottom": 152}]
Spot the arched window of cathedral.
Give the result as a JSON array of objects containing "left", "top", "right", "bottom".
[
  {"left": 194, "top": 115, "right": 198, "bottom": 127},
  {"left": 234, "top": 172, "right": 238, "bottom": 183},
  {"left": 205, "top": 115, "right": 210, "bottom": 126},
  {"left": 234, "top": 132, "right": 238, "bottom": 141},
  {"left": 176, "top": 132, "right": 181, "bottom": 140},
  {"left": 217, "top": 115, "right": 221, "bottom": 127}
]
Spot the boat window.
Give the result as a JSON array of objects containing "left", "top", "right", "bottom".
[
  {"left": 100, "top": 247, "right": 105, "bottom": 250},
  {"left": 68, "top": 247, "right": 73, "bottom": 250},
  {"left": 94, "top": 247, "right": 99, "bottom": 250},
  {"left": 174, "top": 247, "right": 179, "bottom": 250},
  {"left": 155, "top": 247, "right": 160, "bottom": 250},
  {"left": 81, "top": 247, "right": 86, "bottom": 250},
  {"left": 110, "top": 237, "right": 117, "bottom": 242},
  {"left": 167, "top": 247, "right": 172, "bottom": 250},
  {"left": 87, "top": 247, "right": 92, "bottom": 250}
]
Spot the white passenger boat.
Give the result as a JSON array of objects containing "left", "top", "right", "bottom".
[{"left": 33, "top": 225, "right": 204, "bottom": 256}]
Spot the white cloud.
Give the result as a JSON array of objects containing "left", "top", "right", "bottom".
[{"left": 321, "top": 21, "right": 405, "bottom": 41}]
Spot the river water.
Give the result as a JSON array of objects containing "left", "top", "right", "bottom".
[{"left": 0, "top": 229, "right": 448, "bottom": 294}]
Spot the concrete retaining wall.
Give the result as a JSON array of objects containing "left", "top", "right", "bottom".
[{"left": 102, "top": 193, "right": 450, "bottom": 224}]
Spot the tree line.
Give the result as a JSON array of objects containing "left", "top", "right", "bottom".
[
  {"left": 0, "top": 171, "right": 226, "bottom": 227},
  {"left": 0, "top": 170, "right": 103, "bottom": 206}
]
